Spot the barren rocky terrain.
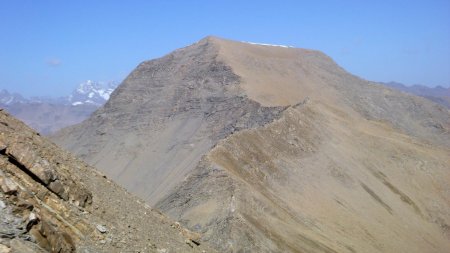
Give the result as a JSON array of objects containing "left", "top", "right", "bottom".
[
  {"left": 0, "top": 109, "right": 214, "bottom": 252},
  {"left": 52, "top": 36, "right": 450, "bottom": 252}
]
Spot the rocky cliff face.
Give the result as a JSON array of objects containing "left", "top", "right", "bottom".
[
  {"left": 52, "top": 36, "right": 450, "bottom": 252},
  {"left": 0, "top": 109, "right": 214, "bottom": 252}
]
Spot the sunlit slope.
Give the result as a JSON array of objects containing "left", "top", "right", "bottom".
[
  {"left": 158, "top": 100, "right": 450, "bottom": 252},
  {"left": 52, "top": 36, "right": 450, "bottom": 252},
  {"left": 212, "top": 36, "right": 449, "bottom": 146}
]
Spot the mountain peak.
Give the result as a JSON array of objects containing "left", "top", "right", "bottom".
[
  {"left": 70, "top": 80, "right": 118, "bottom": 106},
  {"left": 52, "top": 37, "right": 450, "bottom": 252},
  {"left": 199, "top": 35, "right": 223, "bottom": 42}
]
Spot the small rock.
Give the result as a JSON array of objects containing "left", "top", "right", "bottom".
[
  {"left": 96, "top": 225, "right": 107, "bottom": 233},
  {"left": 0, "top": 244, "right": 11, "bottom": 253},
  {"left": 17, "top": 200, "right": 33, "bottom": 211},
  {"left": 9, "top": 238, "right": 46, "bottom": 253},
  {"left": 0, "top": 177, "right": 18, "bottom": 195},
  {"left": 0, "top": 200, "right": 5, "bottom": 209},
  {"left": 28, "top": 212, "right": 37, "bottom": 222},
  {"left": 157, "top": 249, "right": 167, "bottom": 253},
  {"left": 185, "top": 239, "right": 194, "bottom": 248},
  {"left": 21, "top": 235, "right": 33, "bottom": 242},
  {"left": 26, "top": 212, "right": 39, "bottom": 230},
  {"left": 0, "top": 231, "right": 16, "bottom": 239}
]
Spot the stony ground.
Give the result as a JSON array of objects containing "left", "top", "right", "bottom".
[{"left": 0, "top": 109, "right": 216, "bottom": 253}]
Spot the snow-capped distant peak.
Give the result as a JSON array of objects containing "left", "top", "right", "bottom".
[
  {"left": 76, "top": 80, "right": 101, "bottom": 94},
  {"left": 70, "top": 80, "right": 119, "bottom": 106},
  {"left": 243, "top": 41, "right": 294, "bottom": 48},
  {"left": 0, "top": 80, "right": 119, "bottom": 107}
]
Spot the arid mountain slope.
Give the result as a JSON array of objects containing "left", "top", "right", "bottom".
[
  {"left": 0, "top": 109, "right": 214, "bottom": 252},
  {"left": 212, "top": 37, "right": 449, "bottom": 146},
  {"left": 158, "top": 100, "right": 450, "bottom": 252},
  {"left": 53, "top": 37, "right": 449, "bottom": 203},
  {"left": 52, "top": 36, "right": 450, "bottom": 252},
  {"left": 53, "top": 37, "right": 286, "bottom": 204}
]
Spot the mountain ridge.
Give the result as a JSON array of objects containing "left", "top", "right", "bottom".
[
  {"left": 383, "top": 81, "right": 450, "bottom": 108},
  {"left": 52, "top": 36, "right": 450, "bottom": 252}
]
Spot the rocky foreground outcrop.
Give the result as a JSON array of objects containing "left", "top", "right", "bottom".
[{"left": 0, "top": 109, "right": 214, "bottom": 252}]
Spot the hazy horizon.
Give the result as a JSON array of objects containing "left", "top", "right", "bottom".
[{"left": 1, "top": 1, "right": 449, "bottom": 97}]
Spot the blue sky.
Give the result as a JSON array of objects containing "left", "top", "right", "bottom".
[{"left": 0, "top": 0, "right": 449, "bottom": 97}]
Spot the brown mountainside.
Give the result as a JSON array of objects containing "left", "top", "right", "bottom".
[
  {"left": 0, "top": 109, "right": 214, "bottom": 252},
  {"left": 52, "top": 36, "right": 450, "bottom": 252}
]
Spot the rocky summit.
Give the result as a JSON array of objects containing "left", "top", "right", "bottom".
[
  {"left": 0, "top": 109, "right": 214, "bottom": 252},
  {"left": 52, "top": 36, "right": 450, "bottom": 252}
]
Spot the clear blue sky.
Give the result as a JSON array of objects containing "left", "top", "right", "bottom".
[{"left": 0, "top": 0, "right": 449, "bottom": 97}]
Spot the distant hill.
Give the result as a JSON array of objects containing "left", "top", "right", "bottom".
[
  {"left": 383, "top": 82, "right": 450, "bottom": 108},
  {"left": 0, "top": 80, "right": 118, "bottom": 134},
  {"left": 52, "top": 36, "right": 450, "bottom": 252}
]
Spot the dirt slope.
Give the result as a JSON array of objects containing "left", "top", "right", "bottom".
[
  {"left": 0, "top": 109, "right": 214, "bottom": 252},
  {"left": 158, "top": 100, "right": 450, "bottom": 252}
]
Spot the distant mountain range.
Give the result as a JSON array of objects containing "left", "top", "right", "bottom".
[
  {"left": 0, "top": 80, "right": 118, "bottom": 134},
  {"left": 383, "top": 82, "right": 450, "bottom": 108}
]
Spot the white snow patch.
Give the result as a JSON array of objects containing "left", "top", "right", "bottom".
[
  {"left": 72, "top": 101, "right": 83, "bottom": 106},
  {"left": 243, "top": 41, "right": 294, "bottom": 48},
  {"left": 97, "top": 89, "right": 110, "bottom": 100}
]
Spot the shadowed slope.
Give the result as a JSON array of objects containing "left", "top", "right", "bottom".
[{"left": 0, "top": 109, "right": 215, "bottom": 252}]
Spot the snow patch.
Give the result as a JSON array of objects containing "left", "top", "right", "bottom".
[
  {"left": 243, "top": 41, "right": 294, "bottom": 48},
  {"left": 70, "top": 80, "right": 119, "bottom": 106}
]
